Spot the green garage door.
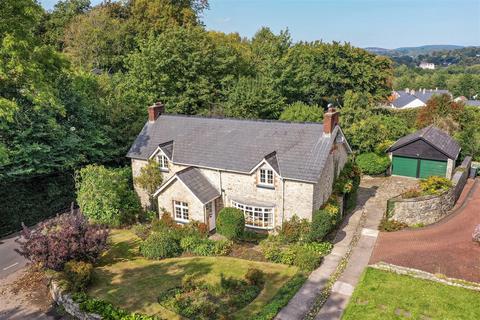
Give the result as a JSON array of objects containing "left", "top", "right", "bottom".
[
  {"left": 392, "top": 156, "right": 418, "bottom": 178},
  {"left": 419, "top": 159, "right": 447, "bottom": 179}
]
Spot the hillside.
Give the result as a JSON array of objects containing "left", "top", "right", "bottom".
[{"left": 365, "top": 45, "right": 465, "bottom": 57}]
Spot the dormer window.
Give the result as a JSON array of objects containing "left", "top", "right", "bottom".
[
  {"left": 156, "top": 154, "right": 169, "bottom": 172},
  {"left": 259, "top": 168, "right": 274, "bottom": 187}
]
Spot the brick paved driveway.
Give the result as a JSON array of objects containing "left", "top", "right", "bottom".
[{"left": 370, "top": 179, "right": 480, "bottom": 283}]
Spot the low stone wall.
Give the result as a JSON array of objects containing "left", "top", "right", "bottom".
[
  {"left": 387, "top": 157, "right": 472, "bottom": 226},
  {"left": 49, "top": 280, "right": 102, "bottom": 320}
]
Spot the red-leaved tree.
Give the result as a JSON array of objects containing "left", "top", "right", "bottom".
[{"left": 19, "top": 212, "right": 109, "bottom": 271}]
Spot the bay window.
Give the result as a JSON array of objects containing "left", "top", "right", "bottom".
[{"left": 232, "top": 201, "right": 274, "bottom": 229}]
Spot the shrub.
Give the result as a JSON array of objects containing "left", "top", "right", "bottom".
[
  {"left": 213, "top": 240, "right": 233, "bottom": 255},
  {"left": 132, "top": 223, "right": 151, "bottom": 240},
  {"left": 308, "top": 212, "right": 334, "bottom": 242},
  {"left": 279, "top": 215, "right": 311, "bottom": 243},
  {"left": 241, "top": 230, "right": 268, "bottom": 243},
  {"left": 420, "top": 176, "right": 452, "bottom": 195},
  {"left": 152, "top": 212, "right": 178, "bottom": 232},
  {"left": 260, "top": 239, "right": 331, "bottom": 270},
  {"left": 217, "top": 207, "right": 245, "bottom": 240},
  {"left": 252, "top": 274, "right": 307, "bottom": 320},
  {"left": 73, "top": 292, "right": 157, "bottom": 320},
  {"left": 375, "top": 140, "right": 394, "bottom": 155},
  {"left": 473, "top": 225, "right": 480, "bottom": 244},
  {"left": 334, "top": 160, "right": 361, "bottom": 195},
  {"left": 303, "top": 242, "right": 333, "bottom": 255},
  {"left": 356, "top": 153, "right": 391, "bottom": 175},
  {"left": 183, "top": 220, "right": 208, "bottom": 238},
  {"left": 245, "top": 268, "right": 265, "bottom": 286},
  {"left": 64, "top": 261, "right": 93, "bottom": 292},
  {"left": 379, "top": 218, "right": 408, "bottom": 232},
  {"left": 308, "top": 198, "right": 343, "bottom": 243},
  {"left": 140, "top": 232, "right": 182, "bottom": 259},
  {"left": 293, "top": 246, "right": 322, "bottom": 270},
  {"left": 180, "top": 236, "right": 232, "bottom": 256},
  {"left": 76, "top": 165, "right": 141, "bottom": 227},
  {"left": 19, "top": 212, "right": 108, "bottom": 271},
  {"left": 260, "top": 238, "right": 283, "bottom": 262},
  {"left": 402, "top": 188, "right": 422, "bottom": 199}
]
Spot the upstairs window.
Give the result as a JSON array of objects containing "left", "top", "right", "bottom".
[
  {"left": 174, "top": 201, "right": 189, "bottom": 222},
  {"left": 156, "top": 154, "right": 169, "bottom": 171},
  {"left": 259, "top": 168, "right": 274, "bottom": 186}
]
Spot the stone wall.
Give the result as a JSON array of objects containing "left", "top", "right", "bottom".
[
  {"left": 388, "top": 156, "right": 472, "bottom": 226},
  {"left": 49, "top": 281, "right": 102, "bottom": 320}
]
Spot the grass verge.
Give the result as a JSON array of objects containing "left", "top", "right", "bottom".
[{"left": 343, "top": 267, "right": 480, "bottom": 320}]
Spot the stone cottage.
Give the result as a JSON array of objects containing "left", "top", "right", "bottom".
[{"left": 126, "top": 102, "right": 351, "bottom": 232}]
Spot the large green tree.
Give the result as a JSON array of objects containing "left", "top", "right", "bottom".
[
  {"left": 123, "top": 27, "right": 241, "bottom": 115},
  {"left": 281, "top": 42, "right": 393, "bottom": 105},
  {"left": 280, "top": 101, "right": 323, "bottom": 122},
  {"left": 223, "top": 76, "right": 285, "bottom": 119},
  {"left": 42, "top": 0, "right": 91, "bottom": 49}
]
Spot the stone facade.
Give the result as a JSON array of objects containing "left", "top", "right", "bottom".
[
  {"left": 313, "top": 143, "right": 349, "bottom": 211},
  {"left": 132, "top": 131, "right": 350, "bottom": 230},
  {"left": 388, "top": 156, "right": 472, "bottom": 225},
  {"left": 157, "top": 178, "right": 206, "bottom": 223}
]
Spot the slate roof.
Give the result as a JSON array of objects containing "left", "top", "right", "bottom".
[
  {"left": 415, "top": 89, "right": 451, "bottom": 103},
  {"left": 158, "top": 141, "right": 173, "bottom": 159},
  {"left": 127, "top": 114, "right": 348, "bottom": 183},
  {"left": 387, "top": 125, "right": 460, "bottom": 159},
  {"left": 392, "top": 89, "right": 451, "bottom": 108},
  {"left": 176, "top": 167, "right": 220, "bottom": 204},
  {"left": 391, "top": 92, "right": 419, "bottom": 108}
]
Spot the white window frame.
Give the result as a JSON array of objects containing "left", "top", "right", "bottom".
[
  {"left": 259, "top": 168, "right": 274, "bottom": 187},
  {"left": 173, "top": 200, "right": 189, "bottom": 222},
  {"left": 232, "top": 200, "right": 274, "bottom": 229},
  {"left": 156, "top": 154, "right": 169, "bottom": 171}
]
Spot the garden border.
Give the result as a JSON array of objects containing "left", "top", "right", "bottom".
[{"left": 49, "top": 280, "right": 102, "bottom": 320}]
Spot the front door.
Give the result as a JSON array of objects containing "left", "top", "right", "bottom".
[{"left": 206, "top": 201, "right": 216, "bottom": 231}]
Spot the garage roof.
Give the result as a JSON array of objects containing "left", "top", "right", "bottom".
[{"left": 387, "top": 125, "right": 461, "bottom": 159}]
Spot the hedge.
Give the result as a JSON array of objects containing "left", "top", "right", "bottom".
[
  {"left": 356, "top": 153, "right": 390, "bottom": 175},
  {"left": 217, "top": 207, "right": 245, "bottom": 240},
  {"left": 0, "top": 172, "right": 75, "bottom": 237}
]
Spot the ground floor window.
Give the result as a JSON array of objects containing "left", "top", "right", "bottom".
[
  {"left": 174, "top": 200, "right": 189, "bottom": 222},
  {"left": 232, "top": 201, "right": 274, "bottom": 229}
]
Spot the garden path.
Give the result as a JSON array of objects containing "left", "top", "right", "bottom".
[{"left": 275, "top": 176, "right": 416, "bottom": 320}]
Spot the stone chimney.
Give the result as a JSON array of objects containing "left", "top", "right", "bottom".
[
  {"left": 323, "top": 105, "right": 339, "bottom": 136},
  {"left": 148, "top": 101, "right": 165, "bottom": 122}
]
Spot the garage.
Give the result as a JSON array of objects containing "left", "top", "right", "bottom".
[{"left": 387, "top": 126, "right": 460, "bottom": 179}]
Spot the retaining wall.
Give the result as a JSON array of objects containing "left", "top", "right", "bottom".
[
  {"left": 387, "top": 157, "right": 472, "bottom": 226},
  {"left": 49, "top": 281, "right": 102, "bottom": 320}
]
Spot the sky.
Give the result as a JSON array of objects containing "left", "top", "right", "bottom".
[{"left": 40, "top": 0, "right": 480, "bottom": 48}]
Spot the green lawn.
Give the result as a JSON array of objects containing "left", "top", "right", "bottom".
[
  {"left": 89, "top": 229, "right": 299, "bottom": 319},
  {"left": 342, "top": 267, "right": 480, "bottom": 320}
]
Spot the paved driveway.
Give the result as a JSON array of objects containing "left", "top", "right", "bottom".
[{"left": 370, "top": 178, "right": 480, "bottom": 283}]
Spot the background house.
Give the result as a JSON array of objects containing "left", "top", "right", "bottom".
[{"left": 389, "top": 88, "right": 452, "bottom": 109}]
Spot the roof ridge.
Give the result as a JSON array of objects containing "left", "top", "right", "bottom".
[{"left": 159, "top": 113, "right": 324, "bottom": 126}]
